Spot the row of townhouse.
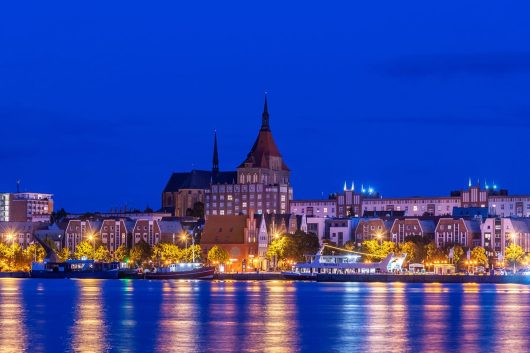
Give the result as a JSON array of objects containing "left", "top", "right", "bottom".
[
  {"left": 292, "top": 183, "right": 530, "bottom": 219},
  {"left": 0, "top": 215, "right": 193, "bottom": 255},
  {"left": 64, "top": 217, "right": 186, "bottom": 254},
  {"left": 304, "top": 216, "right": 482, "bottom": 249}
]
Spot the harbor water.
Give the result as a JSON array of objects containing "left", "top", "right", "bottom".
[{"left": 1, "top": 279, "right": 530, "bottom": 352}]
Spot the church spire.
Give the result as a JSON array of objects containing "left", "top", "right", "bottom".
[
  {"left": 212, "top": 130, "right": 219, "bottom": 175},
  {"left": 261, "top": 93, "right": 270, "bottom": 131}
]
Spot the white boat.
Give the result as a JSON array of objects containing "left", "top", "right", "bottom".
[{"left": 282, "top": 245, "right": 406, "bottom": 280}]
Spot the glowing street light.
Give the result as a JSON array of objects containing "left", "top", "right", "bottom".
[
  {"left": 180, "top": 231, "right": 196, "bottom": 262},
  {"left": 180, "top": 232, "right": 189, "bottom": 248},
  {"left": 87, "top": 232, "right": 96, "bottom": 259},
  {"left": 375, "top": 231, "right": 383, "bottom": 246},
  {"left": 6, "top": 232, "right": 15, "bottom": 247}
]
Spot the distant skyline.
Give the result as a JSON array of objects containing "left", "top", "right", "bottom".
[{"left": 1, "top": 1, "right": 530, "bottom": 212}]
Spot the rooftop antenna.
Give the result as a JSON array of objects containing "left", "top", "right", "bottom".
[{"left": 16, "top": 180, "right": 20, "bottom": 193}]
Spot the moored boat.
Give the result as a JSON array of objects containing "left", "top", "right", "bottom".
[
  {"left": 144, "top": 263, "right": 215, "bottom": 280},
  {"left": 30, "top": 260, "right": 120, "bottom": 279},
  {"left": 282, "top": 245, "right": 407, "bottom": 280}
]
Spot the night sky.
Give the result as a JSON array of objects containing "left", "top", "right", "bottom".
[{"left": 1, "top": 2, "right": 530, "bottom": 212}]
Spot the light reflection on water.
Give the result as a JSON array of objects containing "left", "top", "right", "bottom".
[
  {"left": 71, "top": 280, "right": 108, "bottom": 353},
  {"left": 0, "top": 279, "right": 27, "bottom": 353},
  {"left": 1, "top": 279, "right": 530, "bottom": 352}
]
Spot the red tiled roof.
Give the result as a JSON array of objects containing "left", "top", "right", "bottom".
[{"left": 238, "top": 129, "right": 289, "bottom": 170}]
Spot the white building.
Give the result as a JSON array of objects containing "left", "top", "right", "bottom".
[
  {"left": 482, "top": 217, "right": 530, "bottom": 258},
  {"left": 290, "top": 199, "right": 336, "bottom": 218},
  {"left": 488, "top": 196, "right": 530, "bottom": 218},
  {"left": 362, "top": 197, "right": 459, "bottom": 217}
]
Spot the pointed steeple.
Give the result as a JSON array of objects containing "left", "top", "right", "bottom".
[
  {"left": 343, "top": 181, "right": 347, "bottom": 191},
  {"left": 212, "top": 130, "right": 219, "bottom": 176},
  {"left": 261, "top": 93, "right": 270, "bottom": 131},
  {"left": 351, "top": 181, "right": 355, "bottom": 191}
]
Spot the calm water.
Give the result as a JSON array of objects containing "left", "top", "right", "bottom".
[{"left": 1, "top": 279, "right": 530, "bottom": 353}]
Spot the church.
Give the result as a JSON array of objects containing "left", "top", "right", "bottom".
[{"left": 162, "top": 96, "right": 293, "bottom": 217}]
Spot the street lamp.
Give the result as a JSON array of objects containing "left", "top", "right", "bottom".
[
  {"left": 180, "top": 231, "right": 196, "bottom": 262},
  {"left": 88, "top": 233, "right": 95, "bottom": 260},
  {"left": 6, "top": 232, "right": 14, "bottom": 247},
  {"left": 375, "top": 231, "right": 383, "bottom": 246},
  {"left": 511, "top": 233, "right": 517, "bottom": 274},
  {"left": 180, "top": 232, "right": 188, "bottom": 249}
]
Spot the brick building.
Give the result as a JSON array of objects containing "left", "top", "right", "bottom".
[
  {"left": 201, "top": 215, "right": 258, "bottom": 272},
  {"left": 434, "top": 218, "right": 481, "bottom": 248},
  {"left": 162, "top": 96, "right": 293, "bottom": 218},
  {"left": 0, "top": 192, "right": 53, "bottom": 222}
]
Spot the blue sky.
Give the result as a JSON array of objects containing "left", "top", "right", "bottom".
[{"left": 1, "top": 1, "right": 530, "bottom": 212}]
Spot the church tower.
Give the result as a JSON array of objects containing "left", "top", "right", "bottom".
[
  {"left": 237, "top": 95, "right": 290, "bottom": 186},
  {"left": 212, "top": 130, "right": 219, "bottom": 177}
]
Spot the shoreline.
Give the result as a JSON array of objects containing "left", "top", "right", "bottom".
[{"left": 2, "top": 271, "right": 530, "bottom": 284}]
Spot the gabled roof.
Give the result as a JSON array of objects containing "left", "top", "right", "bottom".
[
  {"left": 509, "top": 219, "right": 530, "bottom": 234},
  {"left": 158, "top": 220, "right": 183, "bottom": 234},
  {"left": 163, "top": 170, "right": 237, "bottom": 192},
  {"left": 463, "top": 219, "right": 482, "bottom": 233},
  {"left": 238, "top": 97, "right": 289, "bottom": 171},
  {"left": 418, "top": 220, "right": 436, "bottom": 234}
]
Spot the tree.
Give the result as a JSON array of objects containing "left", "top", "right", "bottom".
[
  {"left": 113, "top": 245, "right": 130, "bottom": 263},
  {"left": 362, "top": 240, "right": 396, "bottom": 261},
  {"left": 94, "top": 246, "right": 112, "bottom": 262},
  {"left": 425, "top": 241, "right": 446, "bottom": 263},
  {"left": 181, "top": 244, "right": 202, "bottom": 262},
  {"left": 470, "top": 246, "right": 489, "bottom": 267},
  {"left": 505, "top": 243, "right": 525, "bottom": 269},
  {"left": 24, "top": 243, "right": 46, "bottom": 263},
  {"left": 207, "top": 246, "right": 229, "bottom": 266},
  {"left": 453, "top": 245, "right": 464, "bottom": 266},
  {"left": 57, "top": 247, "right": 71, "bottom": 262},
  {"left": 400, "top": 241, "right": 420, "bottom": 264},
  {"left": 74, "top": 241, "right": 95, "bottom": 260},
  {"left": 130, "top": 240, "right": 152, "bottom": 267}
]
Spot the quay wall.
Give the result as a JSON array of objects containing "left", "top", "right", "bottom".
[
  {"left": 316, "top": 274, "right": 530, "bottom": 284},
  {"left": 214, "top": 272, "right": 283, "bottom": 281},
  {"left": 0, "top": 272, "right": 29, "bottom": 278}
]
